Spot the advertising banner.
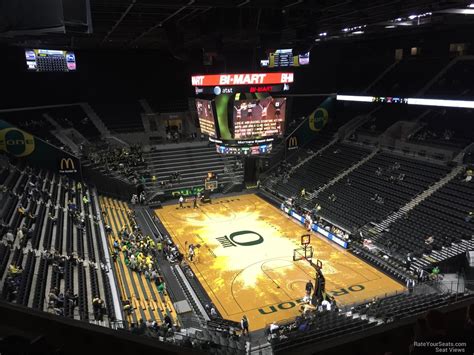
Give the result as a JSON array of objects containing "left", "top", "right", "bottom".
[{"left": 0, "top": 120, "right": 82, "bottom": 179}]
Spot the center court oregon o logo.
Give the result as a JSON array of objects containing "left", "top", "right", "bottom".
[
  {"left": 0, "top": 128, "right": 35, "bottom": 157},
  {"left": 216, "top": 230, "right": 264, "bottom": 248}
]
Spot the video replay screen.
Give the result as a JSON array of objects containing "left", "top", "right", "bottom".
[
  {"left": 232, "top": 97, "right": 286, "bottom": 139},
  {"left": 25, "top": 49, "right": 77, "bottom": 72},
  {"left": 195, "top": 99, "right": 216, "bottom": 138},
  {"left": 260, "top": 49, "right": 310, "bottom": 68}
]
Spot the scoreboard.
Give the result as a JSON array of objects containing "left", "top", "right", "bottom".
[
  {"left": 192, "top": 72, "right": 292, "bottom": 156},
  {"left": 260, "top": 49, "right": 310, "bottom": 68},
  {"left": 195, "top": 84, "right": 290, "bottom": 95},
  {"left": 25, "top": 49, "right": 77, "bottom": 72},
  {"left": 270, "top": 49, "right": 294, "bottom": 67}
]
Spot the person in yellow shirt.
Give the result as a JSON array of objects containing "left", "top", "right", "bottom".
[{"left": 121, "top": 244, "right": 128, "bottom": 258}]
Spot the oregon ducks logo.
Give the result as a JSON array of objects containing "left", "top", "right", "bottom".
[
  {"left": 309, "top": 107, "right": 329, "bottom": 132},
  {"left": 216, "top": 230, "right": 264, "bottom": 248},
  {"left": 287, "top": 136, "right": 298, "bottom": 150},
  {"left": 59, "top": 158, "right": 76, "bottom": 172},
  {"left": 0, "top": 128, "right": 35, "bottom": 157}
]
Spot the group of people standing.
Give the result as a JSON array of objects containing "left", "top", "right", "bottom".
[{"left": 178, "top": 193, "right": 201, "bottom": 209}]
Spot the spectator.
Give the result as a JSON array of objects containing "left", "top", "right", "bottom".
[
  {"left": 269, "top": 321, "right": 279, "bottom": 334},
  {"left": 321, "top": 298, "right": 331, "bottom": 311},
  {"left": 92, "top": 296, "right": 104, "bottom": 322},
  {"left": 5, "top": 229, "right": 14, "bottom": 247},
  {"left": 465, "top": 211, "right": 473, "bottom": 223},
  {"left": 210, "top": 306, "right": 217, "bottom": 318},
  {"left": 158, "top": 282, "right": 166, "bottom": 296},
  {"left": 164, "top": 314, "right": 173, "bottom": 329}
]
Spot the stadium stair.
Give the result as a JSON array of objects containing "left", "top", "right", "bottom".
[{"left": 99, "top": 196, "right": 178, "bottom": 327}]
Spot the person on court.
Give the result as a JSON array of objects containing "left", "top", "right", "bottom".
[
  {"left": 188, "top": 244, "right": 195, "bottom": 262},
  {"left": 241, "top": 315, "right": 249, "bottom": 336},
  {"left": 193, "top": 195, "right": 198, "bottom": 209},
  {"left": 179, "top": 195, "right": 184, "bottom": 208},
  {"left": 305, "top": 280, "right": 314, "bottom": 297}
]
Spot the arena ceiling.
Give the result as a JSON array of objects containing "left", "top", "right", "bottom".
[{"left": 2, "top": 0, "right": 474, "bottom": 51}]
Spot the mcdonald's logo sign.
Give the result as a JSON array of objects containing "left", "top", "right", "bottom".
[
  {"left": 288, "top": 136, "right": 298, "bottom": 150},
  {"left": 59, "top": 158, "right": 77, "bottom": 173}
]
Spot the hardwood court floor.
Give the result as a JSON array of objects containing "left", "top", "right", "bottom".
[{"left": 155, "top": 194, "right": 405, "bottom": 330}]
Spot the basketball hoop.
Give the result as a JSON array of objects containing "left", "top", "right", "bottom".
[
  {"left": 293, "top": 246, "right": 313, "bottom": 262},
  {"left": 293, "top": 234, "right": 313, "bottom": 262},
  {"left": 301, "top": 234, "right": 311, "bottom": 246}
]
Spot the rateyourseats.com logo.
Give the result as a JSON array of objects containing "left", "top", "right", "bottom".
[{"left": 0, "top": 128, "right": 35, "bottom": 157}]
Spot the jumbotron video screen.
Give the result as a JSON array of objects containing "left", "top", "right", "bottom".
[
  {"left": 193, "top": 93, "right": 287, "bottom": 155},
  {"left": 232, "top": 97, "right": 286, "bottom": 139},
  {"left": 195, "top": 99, "right": 216, "bottom": 138}
]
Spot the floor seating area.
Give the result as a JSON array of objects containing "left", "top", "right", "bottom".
[{"left": 0, "top": 159, "right": 115, "bottom": 324}]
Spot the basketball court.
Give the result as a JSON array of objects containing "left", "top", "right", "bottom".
[{"left": 155, "top": 194, "right": 405, "bottom": 330}]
